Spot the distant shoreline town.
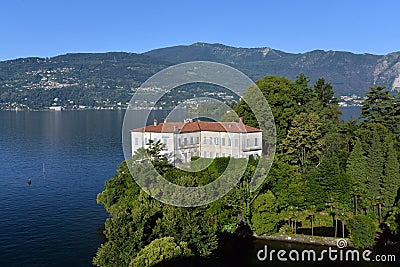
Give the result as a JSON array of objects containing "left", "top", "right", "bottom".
[
  {"left": 0, "top": 94, "right": 366, "bottom": 111},
  {"left": 1, "top": 43, "right": 399, "bottom": 112}
]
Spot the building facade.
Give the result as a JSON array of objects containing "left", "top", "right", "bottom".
[{"left": 131, "top": 119, "right": 262, "bottom": 164}]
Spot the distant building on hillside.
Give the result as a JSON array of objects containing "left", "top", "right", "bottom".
[
  {"left": 49, "top": 106, "right": 62, "bottom": 111},
  {"left": 130, "top": 118, "right": 262, "bottom": 164}
]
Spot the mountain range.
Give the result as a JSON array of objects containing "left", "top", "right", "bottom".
[{"left": 1, "top": 42, "right": 399, "bottom": 109}]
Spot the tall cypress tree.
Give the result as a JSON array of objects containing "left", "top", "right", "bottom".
[
  {"left": 346, "top": 139, "right": 367, "bottom": 214},
  {"left": 366, "top": 132, "right": 385, "bottom": 214},
  {"left": 386, "top": 91, "right": 400, "bottom": 136},
  {"left": 381, "top": 142, "right": 400, "bottom": 214}
]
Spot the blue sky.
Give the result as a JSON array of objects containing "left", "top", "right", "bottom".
[{"left": 1, "top": 0, "right": 399, "bottom": 60}]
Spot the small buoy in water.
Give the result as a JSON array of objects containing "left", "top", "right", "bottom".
[{"left": 27, "top": 179, "right": 32, "bottom": 185}]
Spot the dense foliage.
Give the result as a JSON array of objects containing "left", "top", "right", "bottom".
[
  {"left": 129, "top": 237, "right": 193, "bottom": 267},
  {"left": 347, "top": 214, "right": 378, "bottom": 249},
  {"left": 94, "top": 74, "right": 400, "bottom": 266}
]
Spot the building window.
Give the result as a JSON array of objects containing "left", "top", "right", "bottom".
[
  {"left": 190, "top": 137, "right": 193, "bottom": 144},
  {"left": 154, "top": 138, "right": 157, "bottom": 143},
  {"left": 209, "top": 137, "right": 212, "bottom": 144},
  {"left": 234, "top": 139, "right": 238, "bottom": 147},
  {"left": 222, "top": 138, "right": 225, "bottom": 146},
  {"left": 235, "top": 154, "right": 239, "bottom": 158},
  {"left": 215, "top": 137, "right": 218, "bottom": 145},
  {"left": 184, "top": 137, "right": 188, "bottom": 146},
  {"left": 145, "top": 138, "right": 148, "bottom": 145},
  {"left": 204, "top": 137, "right": 207, "bottom": 144},
  {"left": 228, "top": 138, "right": 231, "bottom": 146},
  {"left": 135, "top": 137, "right": 139, "bottom": 145},
  {"left": 255, "top": 137, "right": 258, "bottom": 146},
  {"left": 178, "top": 138, "right": 181, "bottom": 146},
  {"left": 216, "top": 153, "right": 219, "bottom": 158},
  {"left": 163, "top": 138, "right": 167, "bottom": 145},
  {"left": 210, "top": 152, "right": 213, "bottom": 158},
  {"left": 196, "top": 137, "right": 199, "bottom": 144},
  {"left": 203, "top": 151, "right": 207, "bottom": 157},
  {"left": 247, "top": 139, "right": 250, "bottom": 147},
  {"left": 222, "top": 153, "right": 225, "bottom": 157}
]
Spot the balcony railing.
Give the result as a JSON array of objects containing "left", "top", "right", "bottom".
[{"left": 242, "top": 145, "right": 262, "bottom": 152}]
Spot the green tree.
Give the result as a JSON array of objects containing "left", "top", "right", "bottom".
[
  {"left": 268, "top": 159, "right": 305, "bottom": 210},
  {"left": 347, "top": 214, "right": 378, "bottom": 249},
  {"left": 281, "top": 113, "right": 323, "bottom": 166},
  {"left": 385, "top": 202, "right": 400, "bottom": 236},
  {"left": 381, "top": 142, "right": 400, "bottom": 214},
  {"left": 361, "top": 86, "right": 393, "bottom": 125},
  {"left": 146, "top": 139, "right": 165, "bottom": 159},
  {"left": 313, "top": 78, "right": 341, "bottom": 133},
  {"left": 236, "top": 76, "right": 300, "bottom": 142},
  {"left": 129, "top": 237, "right": 193, "bottom": 267},
  {"left": 386, "top": 91, "right": 400, "bottom": 136},
  {"left": 93, "top": 200, "right": 163, "bottom": 267},
  {"left": 93, "top": 158, "right": 223, "bottom": 267},
  {"left": 251, "top": 190, "right": 279, "bottom": 235},
  {"left": 153, "top": 205, "right": 218, "bottom": 257},
  {"left": 355, "top": 122, "right": 390, "bottom": 149},
  {"left": 346, "top": 139, "right": 367, "bottom": 214},
  {"left": 294, "top": 73, "right": 314, "bottom": 109},
  {"left": 366, "top": 132, "right": 385, "bottom": 211},
  {"left": 313, "top": 78, "right": 337, "bottom": 107}
]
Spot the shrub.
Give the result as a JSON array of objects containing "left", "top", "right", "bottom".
[
  {"left": 130, "top": 237, "right": 193, "bottom": 267},
  {"left": 347, "top": 214, "right": 378, "bottom": 249},
  {"left": 279, "top": 225, "right": 295, "bottom": 235}
]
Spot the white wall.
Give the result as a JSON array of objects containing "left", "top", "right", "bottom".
[
  {"left": 175, "top": 132, "right": 201, "bottom": 163},
  {"left": 131, "top": 130, "right": 262, "bottom": 162},
  {"left": 131, "top": 131, "right": 175, "bottom": 157}
]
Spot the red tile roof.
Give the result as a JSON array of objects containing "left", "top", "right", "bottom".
[{"left": 131, "top": 121, "right": 261, "bottom": 133}]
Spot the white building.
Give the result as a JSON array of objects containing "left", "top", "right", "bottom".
[
  {"left": 49, "top": 106, "right": 62, "bottom": 111},
  {"left": 131, "top": 119, "right": 263, "bottom": 164}
]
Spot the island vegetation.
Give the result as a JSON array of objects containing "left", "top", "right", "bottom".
[{"left": 93, "top": 74, "right": 400, "bottom": 267}]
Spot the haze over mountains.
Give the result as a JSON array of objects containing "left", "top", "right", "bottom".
[{"left": 1, "top": 42, "right": 399, "bottom": 108}]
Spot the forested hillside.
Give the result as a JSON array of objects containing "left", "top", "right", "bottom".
[{"left": 1, "top": 43, "right": 400, "bottom": 109}]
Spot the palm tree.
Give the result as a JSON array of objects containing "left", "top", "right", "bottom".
[
  {"left": 334, "top": 204, "right": 339, "bottom": 238},
  {"left": 308, "top": 205, "right": 316, "bottom": 236},
  {"left": 337, "top": 205, "right": 347, "bottom": 238},
  {"left": 376, "top": 196, "right": 383, "bottom": 223}
]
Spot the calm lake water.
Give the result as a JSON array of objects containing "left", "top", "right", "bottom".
[
  {"left": 0, "top": 110, "right": 125, "bottom": 267},
  {"left": 339, "top": 106, "right": 361, "bottom": 120},
  {"left": 0, "top": 107, "right": 395, "bottom": 267},
  {"left": 0, "top": 109, "right": 185, "bottom": 267}
]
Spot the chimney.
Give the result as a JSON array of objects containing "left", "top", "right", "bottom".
[{"left": 153, "top": 119, "right": 157, "bottom": 126}]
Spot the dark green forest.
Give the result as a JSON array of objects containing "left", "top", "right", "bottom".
[{"left": 93, "top": 74, "right": 400, "bottom": 267}]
